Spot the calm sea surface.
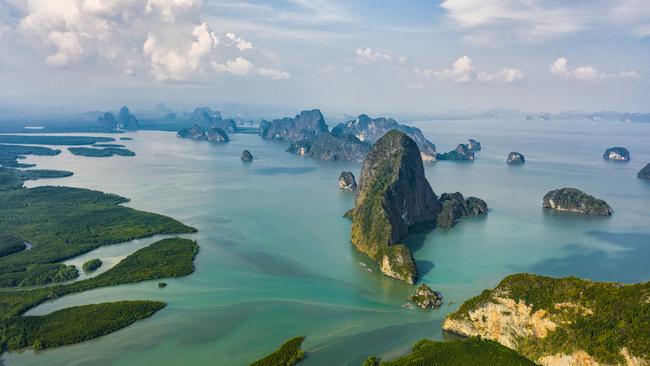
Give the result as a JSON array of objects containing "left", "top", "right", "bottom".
[{"left": 3, "top": 119, "right": 650, "bottom": 365}]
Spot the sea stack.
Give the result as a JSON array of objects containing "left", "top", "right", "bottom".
[
  {"left": 241, "top": 150, "right": 253, "bottom": 161},
  {"left": 206, "top": 127, "right": 229, "bottom": 143},
  {"left": 338, "top": 171, "right": 357, "bottom": 191},
  {"left": 408, "top": 284, "right": 443, "bottom": 309},
  {"left": 468, "top": 139, "right": 481, "bottom": 151},
  {"left": 436, "top": 144, "right": 475, "bottom": 161},
  {"left": 347, "top": 130, "right": 442, "bottom": 284},
  {"left": 543, "top": 188, "right": 612, "bottom": 216},
  {"left": 507, "top": 152, "right": 525, "bottom": 164},
  {"left": 603, "top": 147, "right": 630, "bottom": 161},
  {"left": 638, "top": 163, "right": 650, "bottom": 179}
]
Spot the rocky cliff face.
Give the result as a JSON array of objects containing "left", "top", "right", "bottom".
[
  {"left": 117, "top": 106, "right": 140, "bottom": 130},
  {"left": 331, "top": 114, "right": 437, "bottom": 161},
  {"left": 443, "top": 274, "right": 649, "bottom": 366},
  {"left": 603, "top": 147, "right": 630, "bottom": 161},
  {"left": 206, "top": 127, "right": 230, "bottom": 143},
  {"left": 637, "top": 163, "right": 650, "bottom": 179},
  {"left": 347, "top": 130, "right": 441, "bottom": 284},
  {"left": 543, "top": 188, "right": 612, "bottom": 215},
  {"left": 469, "top": 139, "right": 481, "bottom": 151},
  {"left": 260, "top": 109, "right": 328, "bottom": 142},
  {"left": 286, "top": 132, "right": 370, "bottom": 162}
]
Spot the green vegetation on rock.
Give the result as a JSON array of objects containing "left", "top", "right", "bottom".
[
  {"left": 68, "top": 147, "right": 135, "bottom": 157},
  {"left": 250, "top": 336, "right": 306, "bottom": 366},
  {"left": 445, "top": 273, "right": 650, "bottom": 364},
  {"left": 378, "top": 338, "right": 536, "bottom": 366},
  {"left": 348, "top": 130, "right": 441, "bottom": 284},
  {"left": 543, "top": 188, "right": 612, "bottom": 215},
  {"left": 0, "top": 301, "right": 165, "bottom": 351},
  {"left": 82, "top": 258, "right": 102, "bottom": 273}
]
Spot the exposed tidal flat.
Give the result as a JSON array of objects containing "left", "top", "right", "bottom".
[{"left": 4, "top": 119, "right": 650, "bottom": 365}]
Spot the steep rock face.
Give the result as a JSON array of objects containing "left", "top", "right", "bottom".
[
  {"left": 437, "top": 144, "right": 475, "bottom": 161},
  {"left": 260, "top": 109, "right": 328, "bottom": 142},
  {"left": 437, "top": 192, "right": 488, "bottom": 228},
  {"left": 338, "top": 171, "right": 357, "bottom": 191},
  {"left": 443, "top": 274, "right": 650, "bottom": 366},
  {"left": 97, "top": 112, "right": 117, "bottom": 130},
  {"left": 639, "top": 163, "right": 650, "bottom": 179},
  {"left": 331, "top": 114, "right": 437, "bottom": 161},
  {"left": 206, "top": 127, "right": 229, "bottom": 143},
  {"left": 241, "top": 149, "right": 253, "bottom": 161},
  {"left": 177, "top": 124, "right": 207, "bottom": 140},
  {"left": 286, "top": 132, "right": 370, "bottom": 162},
  {"left": 543, "top": 188, "right": 612, "bottom": 215},
  {"left": 507, "top": 152, "right": 525, "bottom": 164},
  {"left": 603, "top": 147, "right": 630, "bottom": 161},
  {"left": 469, "top": 139, "right": 482, "bottom": 151},
  {"left": 190, "top": 107, "right": 221, "bottom": 124},
  {"left": 118, "top": 106, "right": 140, "bottom": 130},
  {"left": 347, "top": 130, "right": 441, "bottom": 284}
]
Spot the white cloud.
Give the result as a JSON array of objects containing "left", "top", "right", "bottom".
[
  {"left": 440, "top": 0, "right": 650, "bottom": 45},
  {"left": 226, "top": 32, "right": 253, "bottom": 51},
  {"left": 417, "top": 56, "right": 522, "bottom": 83},
  {"left": 11, "top": 0, "right": 287, "bottom": 81},
  {"left": 213, "top": 57, "right": 290, "bottom": 79},
  {"left": 550, "top": 57, "right": 636, "bottom": 81},
  {"left": 355, "top": 48, "right": 391, "bottom": 64},
  {"left": 477, "top": 67, "right": 524, "bottom": 83}
]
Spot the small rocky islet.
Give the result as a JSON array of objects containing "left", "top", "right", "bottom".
[
  {"left": 543, "top": 187, "right": 612, "bottom": 215},
  {"left": 338, "top": 171, "right": 357, "bottom": 191},
  {"left": 638, "top": 163, "right": 650, "bottom": 179},
  {"left": 603, "top": 146, "right": 630, "bottom": 161},
  {"left": 240, "top": 150, "right": 253, "bottom": 161},
  {"left": 407, "top": 283, "right": 443, "bottom": 309},
  {"left": 436, "top": 143, "right": 475, "bottom": 161},
  {"left": 507, "top": 152, "right": 525, "bottom": 164}
]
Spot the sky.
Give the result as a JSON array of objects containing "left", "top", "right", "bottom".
[{"left": 0, "top": 0, "right": 649, "bottom": 116}]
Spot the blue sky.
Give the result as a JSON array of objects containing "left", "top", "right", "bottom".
[{"left": 0, "top": 0, "right": 648, "bottom": 115}]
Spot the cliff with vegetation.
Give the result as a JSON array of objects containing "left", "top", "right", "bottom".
[
  {"left": 347, "top": 130, "right": 441, "bottom": 284},
  {"left": 259, "top": 109, "right": 328, "bottom": 142},
  {"left": 442, "top": 274, "right": 650, "bottom": 366},
  {"left": 287, "top": 132, "right": 370, "bottom": 162},
  {"left": 331, "top": 114, "right": 437, "bottom": 161},
  {"left": 543, "top": 188, "right": 613, "bottom": 215}
]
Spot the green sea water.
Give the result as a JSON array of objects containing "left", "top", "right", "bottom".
[{"left": 3, "top": 118, "right": 650, "bottom": 365}]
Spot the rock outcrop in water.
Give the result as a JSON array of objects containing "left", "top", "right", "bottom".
[
  {"left": 331, "top": 115, "right": 437, "bottom": 161},
  {"left": 338, "top": 171, "right": 357, "bottom": 191},
  {"left": 286, "top": 132, "right": 370, "bottom": 162},
  {"left": 206, "top": 127, "right": 229, "bottom": 143},
  {"left": 507, "top": 152, "right": 525, "bottom": 164},
  {"left": 603, "top": 147, "right": 630, "bottom": 161},
  {"left": 259, "top": 109, "right": 328, "bottom": 142},
  {"left": 543, "top": 188, "right": 612, "bottom": 215},
  {"left": 437, "top": 144, "right": 475, "bottom": 161},
  {"left": 118, "top": 106, "right": 139, "bottom": 130},
  {"left": 442, "top": 273, "right": 650, "bottom": 366},
  {"left": 437, "top": 193, "right": 488, "bottom": 228},
  {"left": 468, "top": 139, "right": 481, "bottom": 151},
  {"left": 638, "top": 163, "right": 650, "bottom": 179},
  {"left": 97, "top": 112, "right": 117, "bottom": 130},
  {"left": 241, "top": 150, "right": 253, "bottom": 161},
  {"left": 189, "top": 107, "right": 237, "bottom": 132},
  {"left": 347, "top": 130, "right": 442, "bottom": 284},
  {"left": 408, "top": 284, "right": 443, "bottom": 309},
  {"left": 177, "top": 124, "right": 207, "bottom": 140}
]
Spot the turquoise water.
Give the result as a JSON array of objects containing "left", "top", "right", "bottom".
[{"left": 3, "top": 119, "right": 650, "bottom": 366}]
